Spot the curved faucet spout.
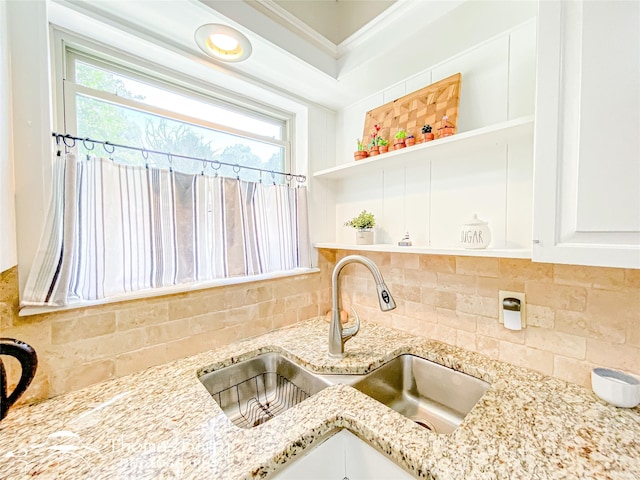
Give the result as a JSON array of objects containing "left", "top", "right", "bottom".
[{"left": 329, "top": 255, "right": 396, "bottom": 358}]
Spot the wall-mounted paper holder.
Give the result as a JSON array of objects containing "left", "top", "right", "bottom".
[{"left": 499, "top": 291, "right": 526, "bottom": 330}]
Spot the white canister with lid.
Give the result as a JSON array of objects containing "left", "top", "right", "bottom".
[{"left": 460, "top": 214, "right": 491, "bottom": 249}]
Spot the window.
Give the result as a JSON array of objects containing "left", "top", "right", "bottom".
[
  {"left": 20, "top": 43, "right": 311, "bottom": 309},
  {"left": 63, "top": 50, "right": 290, "bottom": 182}
]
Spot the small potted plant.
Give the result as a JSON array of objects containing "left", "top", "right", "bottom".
[
  {"left": 368, "top": 124, "right": 381, "bottom": 156},
  {"left": 438, "top": 115, "right": 455, "bottom": 138},
  {"left": 354, "top": 139, "right": 368, "bottom": 161},
  {"left": 421, "top": 124, "right": 434, "bottom": 142},
  {"left": 378, "top": 138, "right": 389, "bottom": 153},
  {"left": 406, "top": 133, "right": 416, "bottom": 147},
  {"left": 344, "top": 209, "right": 376, "bottom": 245},
  {"left": 393, "top": 129, "right": 406, "bottom": 150}
]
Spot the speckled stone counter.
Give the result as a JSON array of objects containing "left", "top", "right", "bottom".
[{"left": 1, "top": 318, "right": 639, "bottom": 479}]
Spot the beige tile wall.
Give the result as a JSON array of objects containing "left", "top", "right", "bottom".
[
  {"left": 330, "top": 250, "right": 640, "bottom": 389},
  {"left": 0, "top": 250, "right": 334, "bottom": 404},
  {"left": 2, "top": 248, "right": 638, "bottom": 404}
]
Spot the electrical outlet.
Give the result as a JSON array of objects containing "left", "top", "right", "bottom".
[{"left": 498, "top": 290, "right": 526, "bottom": 328}]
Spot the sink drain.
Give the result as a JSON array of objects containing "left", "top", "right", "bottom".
[{"left": 412, "top": 418, "right": 436, "bottom": 432}]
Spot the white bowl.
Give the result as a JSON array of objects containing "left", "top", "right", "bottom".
[{"left": 591, "top": 368, "right": 640, "bottom": 408}]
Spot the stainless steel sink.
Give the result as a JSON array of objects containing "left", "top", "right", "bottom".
[
  {"left": 351, "top": 354, "right": 489, "bottom": 434},
  {"left": 199, "top": 352, "right": 489, "bottom": 433},
  {"left": 199, "top": 352, "right": 331, "bottom": 428}
]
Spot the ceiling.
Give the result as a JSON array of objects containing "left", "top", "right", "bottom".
[
  {"left": 261, "top": 0, "right": 397, "bottom": 45},
  {"left": 49, "top": 1, "right": 533, "bottom": 110}
]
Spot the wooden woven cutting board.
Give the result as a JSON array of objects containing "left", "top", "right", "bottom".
[{"left": 362, "top": 73, "right": 461, "bottom": 144}]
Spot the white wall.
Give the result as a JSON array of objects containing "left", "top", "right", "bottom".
[
  {"left": 323, "top": 19, "right": 537, "bottom": 249},
  {"left": 306, "top": 104, "right": 337, "bottom": 249},
  {"left": 7, "top": 1, "right": 52, "bottom": 285},
  {"left": 0, "top": 1, "right": 18, "bottom": 272}
]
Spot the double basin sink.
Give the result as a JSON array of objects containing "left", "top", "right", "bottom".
[{"left": 199, "top": 352, "right": 489, "bottom": 434}]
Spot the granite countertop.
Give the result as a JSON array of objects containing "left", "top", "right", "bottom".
[{"left": 1, "top": 318, "right": 639, "bottom": 479}]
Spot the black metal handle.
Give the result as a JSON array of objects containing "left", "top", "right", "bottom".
[{"left": 0, "top": 338, "right": 38, "bottom": 420}]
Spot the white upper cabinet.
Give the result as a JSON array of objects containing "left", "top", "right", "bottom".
[{"left": 533, "top": 0, "right": 640, "bottom": 268}]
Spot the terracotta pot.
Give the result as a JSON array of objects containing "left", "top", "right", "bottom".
[
  {"left": 378, "top": 145, "right": 389, "bottom": 154},
  {"left": 393, "top": 140, "right": 405, "bottom": 150},
  {"left": 354, "top": 151, "right": 368, "bottom": 161},
  {"left": 406, "top": 137, "right": 416, "bottom": 146},
  {"left": 421, "top": 133, "right": 435, "bottom": 142},
  {"left": 439, "top": 127, "right": 455, "bottom": 138},
  {"left": 369, "top": 146, "right": 380, "bottom": 156}
]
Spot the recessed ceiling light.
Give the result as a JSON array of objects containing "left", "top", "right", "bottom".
[
  {"left": 209, "top": 34, "right": 239, "bottom": 52},
  {"left": 195, "top": 24, "right": 252, "bottom": 63}
]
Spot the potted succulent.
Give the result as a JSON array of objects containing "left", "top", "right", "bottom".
[
  {"left": 406, "top": 133, "right": 416, "bottom": 147},
  {"left": 344, "top": 209, "right": 376, "bottom": 245},
  {"left": 354, "top": 139, "right": 369, "bottom": 161},
  {"left": 421, "top": 124, "right": 434, "bottom": 142},
  {"left": 378, "top": 138, "right": 389, "bottom": 153},
  {"left": 393, "top": 129, "right": 407, "bottom": 150}
]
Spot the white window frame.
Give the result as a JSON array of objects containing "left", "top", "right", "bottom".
[{"left": 52, "top": 29, "right": 293, "bottom": 175}]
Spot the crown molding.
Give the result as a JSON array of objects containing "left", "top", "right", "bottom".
[
  {"left": 336, "top": 0, "right": 417, "bottom": 56},
  {"left": 249, "top": 0, "right": 339, "bottom": 57}
]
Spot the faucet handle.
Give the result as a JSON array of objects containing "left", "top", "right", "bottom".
[
  {"left": 341, "top": 306, "right": 361, "bottom": 342},
  {"left": 376, "top": 283, "right": 396, "bottom": 311}
]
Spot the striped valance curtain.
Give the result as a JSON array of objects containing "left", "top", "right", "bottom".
[{"left": 22, "top": 154, "right": 311, "bottom": 307}]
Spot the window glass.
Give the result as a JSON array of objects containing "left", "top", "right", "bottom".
[
  {"left": 69, "top": 57, "right": 288, "bottom": 181},
  {"left": 76, "top": 94, "right": 284, "bottom": 181},
  {"left": 74, "top": 61, "right": 283, "bottom": 139}
]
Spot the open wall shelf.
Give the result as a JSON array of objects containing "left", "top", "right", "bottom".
[
  {"left": 313, "top": 115, "right": 534, "bottom": 181},
  {"left": 314, "top": 243, "right": 531, "bottom": 259}
]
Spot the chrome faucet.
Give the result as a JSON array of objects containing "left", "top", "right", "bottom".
[{"left": 329, "top": 255, "right": 396, "bottom": 358}]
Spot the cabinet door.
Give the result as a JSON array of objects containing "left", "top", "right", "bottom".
[
  {"left": 271, "top": 430, "right": 415, "bottom": 479},
  {"left": 533, "top": 0, "right": 640, "bottom": 268}
]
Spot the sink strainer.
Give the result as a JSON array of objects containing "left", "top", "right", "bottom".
[
  {"left": 411, "top": 417, "right": 436, "bottom": 432},
  {"left": 210, "top": 372, "right": 310, "bottom": 428}
]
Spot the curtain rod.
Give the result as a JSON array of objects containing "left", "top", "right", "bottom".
[{"left": 51, "top": 132, "right": 306, "bottom": 183}]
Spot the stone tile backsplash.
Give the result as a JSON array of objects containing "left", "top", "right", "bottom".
[
  {"left": 0, "top": 250, "right": 334, "bottom": 403},
  {"left": 1, "top": 248, "right": 638, "bottom": 403},
  {"left": 330, "top": 250, "right": 640, "bottom": 388}
]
